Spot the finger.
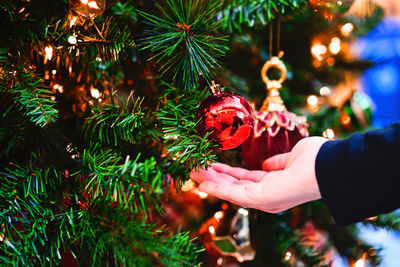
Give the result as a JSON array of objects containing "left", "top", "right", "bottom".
[
  {"left": 198, "top": 180, "right": 262, "bottom": 208},
  {"left": 190, "top": 167, "right": 238, "bottom": 184},
  {"left": 262, "top": 153, "right": 290, "bottom": 171},
  {"left": 198, "top": 181, "right": 249, "bottom": 205},
  {"left": 211, "top": 163, "right": 266, "bottom": 182}
]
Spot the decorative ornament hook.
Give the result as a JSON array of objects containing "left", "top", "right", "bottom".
[
  {"left": 260, "top": 52, "right": 287, "bottom": 112},
  {"left": 210, "top": 81, "right": 222, "bottom": 95},
  {"left": 261, "top": 51, "right": 286, "bottom": 90}
]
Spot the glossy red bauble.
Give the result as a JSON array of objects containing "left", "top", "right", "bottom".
[
  {"left": 197, "top": 91, "right": 254, "bottom": 150},
  {"left": 241, "top": 110, "right": 308, "bottom": 170}
]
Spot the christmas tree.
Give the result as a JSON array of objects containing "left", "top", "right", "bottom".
[{"left": 1, "top": 0, "right": 399, "bottom": 266}]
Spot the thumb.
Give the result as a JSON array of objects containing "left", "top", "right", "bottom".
[{"left": 262, "top": 153, "right": 290, "bottom": 171}]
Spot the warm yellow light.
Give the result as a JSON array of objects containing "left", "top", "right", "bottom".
[
  {"left": 284, "top": 251, "right": 292, "bottom": 261},
  {"left": 68, "top": 35, "right": 77, "bottom": 45},
  {"left": 208, "top": 226, "right": 215, "bottom": 235},
  {"left": 355, "top": 259, "right": 365, "bottom": 267},
  {"left": 70, "top": 16, "right": 78, "bottom": 27},
  {"left": 80, "top": 0, "right": 88, "bottom": 4},
  {"left": 238, "top": 207, "right": 249, "bottom": 216},
  {"left": 181, "top": 179, "right": 195, "bottom": 191},
  {"left": 45, "top": 45, "right": 53, "bottom": 61},
  {"left": 340, "top": 113, "right": 351, "bottom": 125},
  {"left": 91, "top": 88, "right": 100, "bottom": 99},
  {"left": 319, "top": 86, "right": 331, "bottom": 96},
  {"left": 323, "top": 128, "right": 335, "bottom": 139},
  {"left": 337, "top": 0, "right": 343, "bottom": 5},
  {"left": 329, "top": 37, "right": 341, "bottom": 55},
  {"left": 214, "top": 211, "right": 224, "bottom": 221},
  {"left": 341, "top": 23, "right": 354, "bottom": 37},
  {"left": 51, "top": 69, "right": 57, "bottom": 75},
  {"left": 194, "top": 188, "right": 208, "bottom": 198},
  {"left": 198, "top": 191, "right": 208, "bottom": 199},
  {"left": 88, "top": 1, "right": 99, "bottom": 9},
  {"left": 307, "top": 95, "right": 318, "bottom": 107},
  {"left": 311, "top": 43, "right": 327, "bottom": 61},
  {"left": 53, "top": 84, "right": 63, "bottom": 93}
]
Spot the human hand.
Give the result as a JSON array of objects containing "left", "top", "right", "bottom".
[{"left": 190, "top": 137, "right": 328, "bottom": 213}]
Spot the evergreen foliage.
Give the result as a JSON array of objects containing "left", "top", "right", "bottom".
[
  {"left": 1, "top": 0, "right": 399, "bottom": 266},
  {"left": 139, "top": 0, "right": 229, "bottom": 91}
]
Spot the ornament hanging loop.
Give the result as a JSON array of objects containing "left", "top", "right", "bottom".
[
  {"left": 260, "top": 54, "right": 287, "bottom": 112},
  {"left": 261, "top": 52, "right": 286, "bottom": 90}
]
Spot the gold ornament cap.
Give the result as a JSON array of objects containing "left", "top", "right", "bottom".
[{"left": 260, "top": 52, "right": 287, "bottom": 112}]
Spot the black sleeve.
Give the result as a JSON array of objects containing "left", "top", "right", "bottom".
[{"left": 315, "top": 123, "right": 400, "bottom": 226}]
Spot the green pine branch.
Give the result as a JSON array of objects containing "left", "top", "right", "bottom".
[
  {"left": 0, "top": 63, "right": 58, "bottom": 128},
  {"left": 157, "top": 83, "right": 217, "bottom": 174},
  {"left": 0, "top": 164, "right": 75, "bottom": 266},
  {"left": 45, "top": 15, "right": 135, "bottom": 64},
  {"left": 219, "top": 0, "right": 308, "bottom": 32},
  {"left": 77, "top": 202, "right": 202, "bottom": 267},
  {"left": 362, "top": 213, "right": 400, "bottom": 232},
  {"left": 111, "top": 1, "right": 138, "bottom": 24},
  {"left": 83, "top": 95, "right": 154, "bottom": 146},
  {"left": 81, "top": 145, "right": 164, "bottom": 215},
  {"left": 139, "top": 0, "right": 228, "bottom": 90}
]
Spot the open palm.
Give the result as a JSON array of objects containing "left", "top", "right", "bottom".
[{"left": 190, "top": 137, "right": 327, "bottom": 212}]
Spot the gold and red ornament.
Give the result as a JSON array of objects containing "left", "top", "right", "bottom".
[
  {"left": 200, "top": 207, "right": 255, "bottom": 265},
  {"left": 197, "top": 82, "right": 254, "bottom": 150},
  {"left": 69, "top": 0, "right": 106, "bottom": 19},
  {"left": 241, "top": 55, "right": 308, "bottom": 170}
]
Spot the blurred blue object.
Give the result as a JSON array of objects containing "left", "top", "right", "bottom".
[{"left": 357, "top": 18, "right": 400, "bottom": 128}]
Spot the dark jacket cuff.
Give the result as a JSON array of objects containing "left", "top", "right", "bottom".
[{"left": 315, "top": 125, "right": 400, "bottom": 226}]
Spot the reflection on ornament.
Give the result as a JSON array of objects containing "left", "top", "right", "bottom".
[
  {"left": 341, "top": 23, "right": 354, "bottom": 36},
  {"left": 329, "top": 37, "right": 341, "bottom": 55},
  {"left": 242, "top": 56, "right": 308, "bottom": 169},
  {"left": 311, "top": 43, "right": 327, "bottom": 61},
  {"left": 69, "top": 0, "right": 105, "bottom": 19},
  {"left": 323, "top": 128, "right": 335, "bottom": 139}
]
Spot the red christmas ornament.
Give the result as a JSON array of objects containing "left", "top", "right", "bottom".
[
  {"left": 197, "top": 82, "right": 254, "bottom": 150},
  {"left": 241, "top": 56, "right": 308, "bottom": 169}
]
